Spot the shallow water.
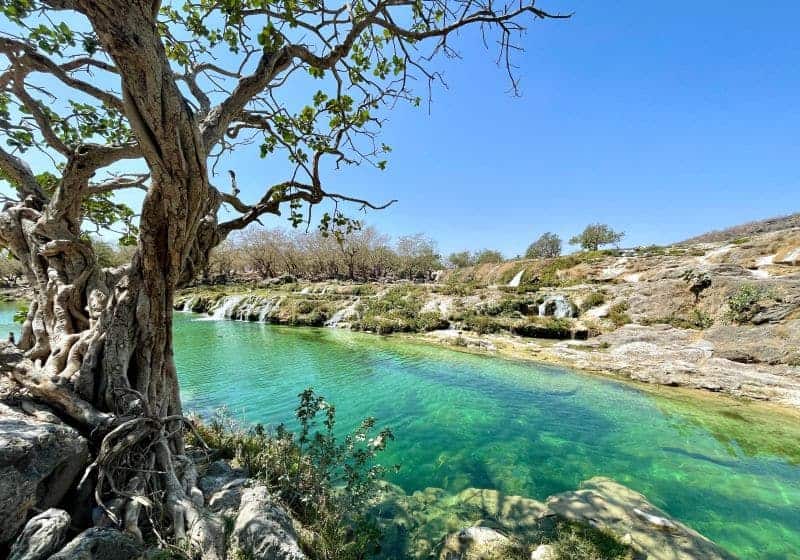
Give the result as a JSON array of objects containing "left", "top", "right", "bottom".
[
  {"left": 2, "top": 303, "right": 799, "bottom": 558},
  {"left": 170, "top": 313, "right": 800, "bottom": 559}
]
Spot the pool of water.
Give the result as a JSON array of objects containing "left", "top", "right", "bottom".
[{"left": 2, "top": 303, "right": 799, "bottom": 558}]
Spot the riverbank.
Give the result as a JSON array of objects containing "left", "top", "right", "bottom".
[{"left": 176, "top": 228, "right": 800, "bottom": 409}]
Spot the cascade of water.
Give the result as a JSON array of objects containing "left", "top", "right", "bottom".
[
  {"left": 325, "top": 297, "right": 360, "bottom": 327},
  {"left": 538, "top": 295, "right": 575, "bottom": 319},
  {"left": 257, "top": 297, "right": 282, "bottom": 322},
  {"left": 507, "top": 269, "right": 525, "bottom": 288},
  {"left": 208, "top": 295, "right": 244, "bottom": 320}
]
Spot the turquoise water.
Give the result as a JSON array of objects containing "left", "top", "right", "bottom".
[{"left": 2, "top": 303, "right": 799, "bottom": 558}]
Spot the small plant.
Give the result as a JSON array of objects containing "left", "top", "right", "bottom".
[
  {"left": 727, "top": 284, "right": 765, "bottom": 323},
  {"left": 607, "top": 301, "right": 631, "bottom": 327},
  {"left": 13, "top": 302, "right": 29, "bottom": 324},
  {"left": 189, "top": 390, "right": 397, "bottom": 560},
  {"left": 579, "top": 291, "right": 606, "bottom": 313}
]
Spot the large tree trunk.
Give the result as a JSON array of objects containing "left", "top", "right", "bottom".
[{"left": 0, "top": 2, "right": 227, "bottom": 555}]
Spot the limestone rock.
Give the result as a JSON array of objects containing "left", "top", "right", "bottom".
[
  {"left": 198, "top": 459, "right": 248, "bottom": 496},
  {"left": 229, "top": 485, "right": 306, "bottom": 560},
  {"left": 48, "top": 528, "right": 144, "bottom": 560},
  {"left": 208, "top": 478, "right": 247, "bottom": 515},
  {"left": 0, "top": 402, "right": 89, "bottom": 542},
  {"left": 439, "top": 526, "right": 514, "bottom": 560},
  {"left": 546, "top": 477, "right": 733, "bottom": 560},
  {"left": 529, "top": 544, "right": 556, "bottom": 560},
  {"left": 8, "top": 508, "right": 70, "bottom": 560}
]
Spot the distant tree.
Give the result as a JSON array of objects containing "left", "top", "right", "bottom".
[
  {"left": 91, "top": 239, "right": 129, "bottom": 268},
  {"left": 0, "top": 250, "right": 25, "bottom": 287},
  {"left": 473, "top": 249, "right": 505, "bottom": 264},
  {"left": 396, "top": 234, "right": 442, "bottom": 280},
  {"left": 569, "top": 224, "right": 625, "bottom": 251},
  {"left": 448, "top": 251, "right": 475, "bottom": 268},
  {"left": 525, "top": 232, "right": 562, "bottom": 258}
]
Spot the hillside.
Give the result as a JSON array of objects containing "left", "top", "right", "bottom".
[{"left": 679, "top": 212, "right": 800, "bottom": 244}]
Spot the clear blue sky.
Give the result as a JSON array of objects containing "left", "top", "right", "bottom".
[
  {"left": 5, "top": 1, "right": 799, "bottom": 256},
  {"left": 241, "top": 0, "right": 797, "bottom": 256}
]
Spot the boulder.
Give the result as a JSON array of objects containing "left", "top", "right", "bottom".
[
  {"left": 198, "top": 459, "right": 248, "bottom": 495},
  {"left": 0, "top": 402, "right": 89, "bottom": 542},
  {"left": 529, "top": 544, "right": 556, "bottom": 560},
  {"left": 8, "top": 508, "right": 70, "bottom": 560},
  {"left": 48, "top": 528, "right": 143, "bottom": 560},
  {"left": 229, "top": 485, "right": 306, "bottom": 560},
  {"left": 546, "top": 477, "right": 733, "bottom": 560},
  {"left": 439, "top": 526, "right": 515, "bottom": 560}
]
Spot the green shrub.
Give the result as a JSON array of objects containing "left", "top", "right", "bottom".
[
  {"left": 579, "top": 291, "right": 606, "bottom": 313},
  {"left": 13, "top": 302, "right": 28, "bottom": 324},
  {"left": 727, "top": 284, "right": 765, "bottom": 323},
  {"left": 511, "top": 317, "right": 573, "bottom": 339},
  {"left": 607, "top": 302, "right": 631, "bottom": 327},
  {"left": 189, "top": 390, "right": 396, "bottom": 560},
  {"left": 460, "top": 313, "right": 510, "bottom": 334},
  {"left": 642, "top": 309, "right": 713, "bottom": 330},
  {"left": 478, "top": 296, "right": 535, "bottom": 317}
]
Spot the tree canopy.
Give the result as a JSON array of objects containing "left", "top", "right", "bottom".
[
  {"left": 0, "top": 0, "right": 567, "bottom": 555},
  {"left": 569, "top": 223, "right": 624, "bottom": 251},
  {"left": 525, "top": 231, "right": 561, "bottom": 258}
]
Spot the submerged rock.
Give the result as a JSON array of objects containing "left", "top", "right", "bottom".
[
  {"left": 546, "top": 477, "right": 733, "bottom": 560},
  {"left": 0, "top": 402, "right": 89, "bottom": 542},
  {"left": 439, "top": 526, "right": 515, "bottom": 560}
]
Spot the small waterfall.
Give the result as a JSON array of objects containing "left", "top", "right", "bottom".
[
  {"left": 257, "top": 297, "right": 283, "bottom": 322},
  {"left": 208, "top": 295, "right": 244, "bottom": 320},
  {"left": 181, "top": 298, "right": 194, "bottom": 312},
  {"left": 231, "top": 295, "right": 270, "bottom": 321},
  {"left": 325, "top": 297, "right": 360, "bottom": 328},
  {"left": 538, "top": 295, "right": 575, "bottom": 319},
  {"left": 507, "top": 269, "right": 525, "bottom": 288}
]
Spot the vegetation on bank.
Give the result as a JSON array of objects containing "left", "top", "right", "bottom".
[
  {"left": 189, "top": 389, "right": 396, "bottom": 560},
  {"left": 186, "top": 391, "right": 632, "bottom": 560}
]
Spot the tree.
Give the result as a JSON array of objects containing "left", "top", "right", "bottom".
[
  {"left": 569, "top": 223, "right": 625, "bottom": 251},
  {"left": 526, "top": 232, "right": 562, "bottom": 258},
  {"left": 448, "top": 251, "right": 475, "bottom": 268},
  {"left": 0, "top": 249, "right": 24, "bottom": 286},
  {"left": 0, "top": 0, "right": 565, "bottom": 554},
  {"left": 473, "top": 249, "right": 504, "bottom": 264},
  {"left": 396, "top": 234, "right": 442, "bottom": 280}
]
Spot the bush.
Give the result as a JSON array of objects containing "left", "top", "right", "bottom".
[
  {"left": 607, "top": 302, "right": 631, "bottom": 327},
  {"left": 13, "top": 302, "right": 28, "bottom": 324},
  {"left": 461, "top": 313, "right": 509, "bottom": 334},
  {"left": 511, "top": 317, "right": 573, "bottom": 339},
  {"left": 642, "top": 309, "right": 713, "bottom": 330},
  {"left": 189, "top": 389, "right": 396, "bottom": 560},
  {"left": 579, "top": 292, "right": 606, "bottom": 313},
  {"left": 727, "top": 284, "right": 765, "bottom": 323}
]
